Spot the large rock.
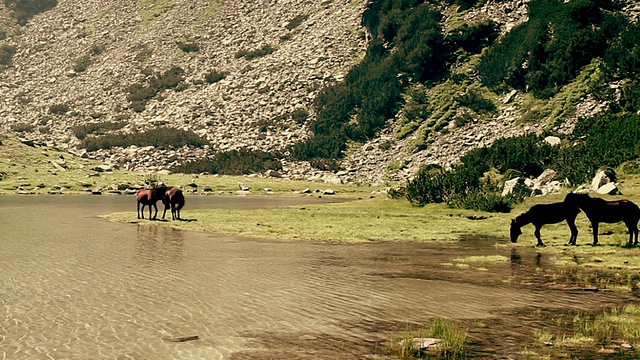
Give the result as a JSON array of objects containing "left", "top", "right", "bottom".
[
  {"left": 590, "top": 169, "right": 614, "bottom": 191},
  {"left": 596, "top": 182, "right": 621, "bottom": 195},
  {"left": 502, "top": 177, "right": 529, "bottom": 197}
]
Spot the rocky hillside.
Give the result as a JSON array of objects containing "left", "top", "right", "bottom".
[
  {"left": 0, "top": 0, "right": 366, "bottom": 173},
  {"left": 0, "top": 0, "right": 639, "bottom": 185}
]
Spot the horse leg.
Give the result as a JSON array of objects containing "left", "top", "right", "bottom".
[
  {"left": 162, "top": 203, "right": 168, "bottom": 220},
  {"left": 626, "top": 220, "right": 639, "bottom": 246},
  {"left": 152, "top": 203, "right": 158, "bottom": 220},
  {"left": 534, "top": 225, "right": 544, "bottom": 247},
  {"left": 171, "top": 203, "right": 177, "bottom": 220},
  {"left": 567, "top": 219, "right": 578, "bottom": 246},
  {"left": 591, "top": 222, "right": 599, "bottom": 245},
  {"left": 137, "top": 201, "right": 142, "bottom": 219}
]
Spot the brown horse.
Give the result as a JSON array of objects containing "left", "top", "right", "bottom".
[
  {"left": 510, "top": 202, "right": 581, "bottom": 246},
  {"left": 564, "top": 192, "right": 640, "bottom": 245},
  {"left": 136, "top": 185, "right": 166, "bottom": 220},
  {"left": 162, "top": 187, "right": 185, "bottom": 220}
]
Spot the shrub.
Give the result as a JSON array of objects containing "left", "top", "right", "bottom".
[
  {"left": 72, "top": 121, "right": 127, "bottom": 140},
  {"left": 292, "top": 1, "right": 446, "bottom": 164},
  {"left": 479, "top": 0, "right": 625, "bottom": 98},
  {"left": 73, "top": 54, "right": 91, "bottom": 72},
  {"left": 171, "top": 149, "right": 282, "bottom": 175},
  {"left": 555, "top": 112, "right": 640, "bottom": 184},
  {"left": 11, "top": 122, "right": 34, "bottom": 132},
  {"left": 447, "top": 18, "right": 499, "bottom": 54},
  {"left": 619, "top": 80, "right": 640, "bottom": 113},
  {"left": 3, "top": 0, "right": 58, "bottom": 25},
  {"left": 91, "top": 43, "right": 106, "bottom": 55},
  {"left": 603, "top": 20, "right": 640, "bottom": 79},
  {"left": 49, "top": 104, "right": 70, "bottom": 114},
  {"left": 235, "top": 44, "right": 276, "bottom": 60},
  {"left": 0, "top": 44, "right": 16, "bottom": 65},
  {"left": 126, "top": 66, "right": 185, "bottom": 112},
  {"left": 286, "top": 14, "right": 308, "bottom": 30},
  {"left": 204, "top": 70, "right": 226, "bottom": 84},
  {"left": 80, "top": 127, "right": 205, "bottom": 151},
  {"left": 176, "top": 39, "right": 199, "bottom": 53}
]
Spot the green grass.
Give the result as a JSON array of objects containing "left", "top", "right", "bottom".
[
  {"left": 106, "top": 197, "right": 500, "bottom": 243},
  {"left": 390, "top": 318, "right": 467, "bottom": 359},
  {"left": 531, "top": 305, "right": 640, "bottom": 355}
]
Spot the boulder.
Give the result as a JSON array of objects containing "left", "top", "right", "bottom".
[
  {"left": 590, "top": 169, "right": 615, "bottom": 191},
  {"left": 544, "top": 136, "right": 561, "bottom": 146},
  {"left": 501, "top": 177, "right": 529, "bottom": 197},
  {"left": 596, "top": 182, "right": 620, "bottom": 195}
]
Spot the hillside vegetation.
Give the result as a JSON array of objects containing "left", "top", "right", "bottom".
[{"left": 0, "top": 0, "right": 639, "bottom": 211}]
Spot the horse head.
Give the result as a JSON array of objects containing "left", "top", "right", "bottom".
[{"left": 509, "top": 219, "right": 522, "bottom": 243}]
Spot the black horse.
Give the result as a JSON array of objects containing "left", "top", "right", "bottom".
[
  {"left": 510, "top": 202, "right": 581, "bottom": 246},
  {"left": 564, "top": 192, "right": 640, "bottom": 246}
]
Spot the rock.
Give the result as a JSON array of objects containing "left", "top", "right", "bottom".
[
  {"left": 237, "top": 182, "right": 250, "bottom": 191},
  {"left": 596, "top": 182, "right": 620, "bottom": 195},
  {"left": 501, "top": 177, "right": 529, "bottom": 197},
  {"left": 502, "top": 89, "right": 518, "bottom": 104},
  {"left": 323, "top": 189, "right": 335, "bottom": 195},
  {"left": 534, "top": 169, "right": 557, "bottom": 186},
  {"left": 265, "top": 169, "right": 281, "bottom": 178},
  {"left": 322, "top": 175, "right": 342, "bottom": 185},
  {"left": 590, "top": 169, "right": 615, "bottom": 191},
  {"left": 162, "top": 335, "right": 199, "bottom": 343},
  {"left": 544, "top": 136, "right": 561, "bottom": 146},
  {"left": 400, "top": 338, "right": 441, "bottom": 349}
]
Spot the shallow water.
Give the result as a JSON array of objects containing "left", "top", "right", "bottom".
[{"left": 0, "top": 195, "right": 630, "bottom": 359}]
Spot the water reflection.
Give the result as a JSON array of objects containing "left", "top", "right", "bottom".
[{"left": 135, "top": 225, "right": 185, "bottom": 267}]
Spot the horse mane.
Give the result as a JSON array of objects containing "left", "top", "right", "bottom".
[{"left": 514, "top": 212, "right": 531, "bottom": 226}]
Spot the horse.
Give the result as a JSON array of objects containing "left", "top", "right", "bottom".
[
  {"left": 161, "top": 187, "right": 185, "bottom": 220},
  {"left": 510, "top": 202, "right": 581, "bottom": 246},
  {"left": 564, "top": 192, "right": 640, "bottom": 246},
  {"left": 136, "top": 185, "right": 167, "bottom": 220}
]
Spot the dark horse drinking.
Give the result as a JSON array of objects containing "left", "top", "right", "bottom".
[
  {"left": 136, "top": 185, "right": 166, "bottom": 220},
  {"left": 564, "top": 192, "right": 640, "bottom": 246},
  {"left": 161, "top": 187, "right": 185, "bottom": 220},
  {"left": 510, "top": 202, "right": 581, "bottom": 246}
]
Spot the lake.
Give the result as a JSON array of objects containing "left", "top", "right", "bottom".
[{"left": 0, "top": 195, "right": 627, "bottom": 359}]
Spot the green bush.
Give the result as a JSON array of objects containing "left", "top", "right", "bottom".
[
  {"left": 73, "top": 54, "right": 91, "bottom": 72},
  {"left": 72, "top": 121, "right": 127, "bottom": 140},
  {"left": 49, "top": 104, "right": 70, "bottom": 114},
  {"left": 291, "top": 1, "right": 446, "bottom": 165},
  {"left": 286, "top": 15, "right": 308, "bottom": 30},
  {"left": 235, "top": 44, "right": 276, "bottom": 60},
  {"left": 176, "top": 40, "right": 199, "bottom": 53},
  {"left": 0, "top": 44, "right": 17, "bottom": 65},
  {"left": 171, "top": 149, "right": 282, "bottom": 175},
  {"left": 618, "top": 80, "right": 640, "bottom": 113},
  {"left": 479, "top": 0, "right": 624, "bottom": 98},
  {"left": 80, "top": 127, "right": 205, "bottom": 151},
  {"left": 447, "top": 18, "right": 499, "bottom": 54},
  {"left": 11, "top": 122, "right": 34, "bottom": 132},
  {"left": 3, "top": 0, "right": 58, "bottom": 25},
  {"left": 604, "top": 20, "right": 640, "bottom": 79},
  {"left": 555, "top": 112, "right": 640, "bottom": 184},
  {"left": 204, "top": 70, "right": 226, "bottom": 84},
  {"left": 126, "top": 66, "right": 185, "bottom": 112}
]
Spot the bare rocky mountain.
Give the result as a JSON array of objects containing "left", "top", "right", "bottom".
[{"left": 1, "top": 0, "right": 639, "bottom": 185}]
